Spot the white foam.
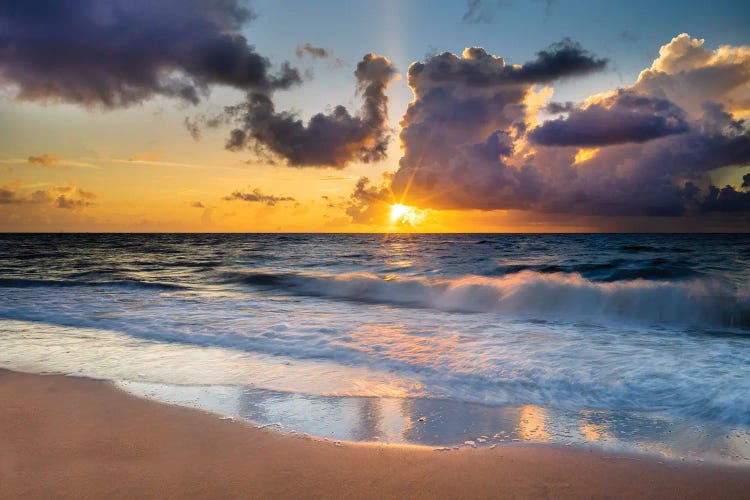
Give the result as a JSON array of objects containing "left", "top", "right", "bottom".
[
  {"left": 237, "top": 270, "right": 750, "bottom": 328},
  {"left": 0, "top": 320, "right": 424, "bottom": 398}
]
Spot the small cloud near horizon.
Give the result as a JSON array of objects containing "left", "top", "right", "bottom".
[
  {"left": 128, "top": 153, "right": 160, "bottom": 162},
  {"left": 27, "top": 154, "right": 59, "bottom": 166},
  {"left": 223, "top": 188, "right": 296, "bottom": 206},
  {"left": 0, "top": 185, "right": 97, "bottom": 210}
]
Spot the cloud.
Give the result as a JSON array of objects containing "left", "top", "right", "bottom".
[
  {"left": 128, "top": 153, "right": 160, "bottom": 162},
  {"left": 349, "top": 35, "right": 750, "bottom": 223},
  {"left": 224, "top": 53, "right": 396, "bottom": 168},
  {"left": 0, "top": 187, "right": 51, "bottom": 205},
  {"left": 29, "top": 190, "right": 51, "bottom": 203},
  {"left": 0, "top": 188, "right": 20, "bottom": 204},
  {"left": 77, "top": 188, "right": 97, "bottom": 200},
  {"left": 462, "top": 0, "right": 495, "bottom": 23},
  {"left": 294, "top": 43, "right": 346, "bottom": 70},
  {"left": 184, "top": 118, "right": 202, "bottom": 141},
  {"left": 0, "top": 156, "right": 97, "bottom": 169},
  {"left": 184, "top": 110, "right": 233, "bottom": 141},
  {"left": 0, "top": 0, "right": 301, "bottom": 108},
  {"left": 545, "top": 101, "right": 577, "bottom": 114},
  {"left": 346, "top": 176, "right": 393, "bottom": 224},
  {"left": 512, "top": 39, "right": 608, "bottom": 83},
  {"left": 0, "top": 185, "right": 96, "bottom": 209},
  {"left": 385, "top": 41, "right": 605, "bottom": 212},
  {"left": 55, "top": 194, "right": 92, "bottom": 210},
  {"left": 529, "top": 89, "right": 690, "bottom": 146},
  {"left": 295, "top": 44, "right": 330, "bottom": 59},
  {"left": 111, "top": 157, "right": 200, "bottom": 169},
  {"left": 320, "top": 175, "right": 355, "bottom": 181},
  {"left": 190, "top": 201, "right": 205, "bottom": 208},
  {"left": 51, "top": 186, "right": 96, "bottom": 209},
  {"left": 27, "top": 154, "right": 59, "bottom": 165},
  {"left": 633, "top": 33, "right": 750, "bottom": 115},
  {"left": 223, "top": 188, "right": 295, "bottom": 206},
  {"left": 696, "top": 184, "right": 750, "bottom": 212},
  {"left": 462, "top": 0, "right": 555, "bottom": 24},
  {"left": 407, "top": 41, "right": 606, "bottom": 92}
]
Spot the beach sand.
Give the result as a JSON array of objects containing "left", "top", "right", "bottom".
[{"left": 1, "top": 369, "right": 748, "bottom": 499}]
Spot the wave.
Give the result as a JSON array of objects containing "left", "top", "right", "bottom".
[
  {"left": 601, "top": 266, "right": 701, "bottom": 281},
  {"left": 0, "top": 277, "right": 184, "bottom": 291},
  {"left": 492, "top": 259, "right": 702, "bottom": 282},
  {"left": 621, "top": 245, "right": 693, "bottom": 253},
  {"left": 223, "top": 270, "right": 750, "bottom": 329}
]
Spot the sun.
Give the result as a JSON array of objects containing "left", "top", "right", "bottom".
[
  {"left": 390, "top": 204, "right": 423, "bottom": 226},
  {"left": 390, "top": 204, "right": 410, "bottom": 223}
]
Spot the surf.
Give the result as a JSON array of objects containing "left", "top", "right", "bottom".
[{"left": 223, "top": 269, "right": 750, "bottom": 329}]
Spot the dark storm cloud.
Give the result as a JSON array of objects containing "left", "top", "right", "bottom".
[
  {"left": 530, "top": 90, "right": 690, "bottom": 146},
  {"left": 225, "top": 53, "right": 396, "bottom": 168},
  {"left": 513, "top": 39, "right": 608, "bottom": 83},
  {"left": 223, "top": 188, "right": 296, "bottom": 206},
  {"left": 346, "top": 36, "right": 750, "bottom": 224},
  {"left": 295, "top": 44, "right": 330, "bottom": 59},
  {"left": 407, "top": 41, "right": 606, "bottom": 90},
  {"left": 742, "top": 173, "right": 750, "bottom": 189},
  {"left": 387, "top": 41, "right": 606, "bottom": 213},
  {"left": 0, "top": 0, "right": 301, "bottom": 108},
  {"left": 698, "top": 184, "right": 750, "bottom": 212},
  {"left": 390, "top": 111, "right": 750, "bottom": 217}
]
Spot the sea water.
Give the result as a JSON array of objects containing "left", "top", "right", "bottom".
[{"left": 1, "top": 233, "right": 748, "bottom": 461}]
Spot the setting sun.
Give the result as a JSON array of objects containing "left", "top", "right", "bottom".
[{"left": 390, "top": 204, "right": 423, "bottom": 226}]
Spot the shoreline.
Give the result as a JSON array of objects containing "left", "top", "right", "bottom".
[
  {"left": 2, "top": 369, "right": 749, "bottom": 499},
  {"left": 116, "top": 377, "right": 749, "bottom": 466}
]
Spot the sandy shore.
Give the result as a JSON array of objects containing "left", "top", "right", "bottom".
[{"left": 1, "top": 369, "right": 748, "bottom": 499}]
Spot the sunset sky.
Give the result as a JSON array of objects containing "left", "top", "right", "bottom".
[{"left": 1, "top": 0, "right": 749, "bottom": 232}]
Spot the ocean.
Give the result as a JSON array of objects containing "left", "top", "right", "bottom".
[{"left": 1, "top": 233, "right": 748, "bottom": 461}]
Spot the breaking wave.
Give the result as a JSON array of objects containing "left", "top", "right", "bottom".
[{"left": 224, "top": 270, "right": 750, "bottom": 329}]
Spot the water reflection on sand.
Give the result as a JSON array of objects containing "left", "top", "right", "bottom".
[{"left": 120, "top": 381, "right": 750, "bottom": 463}]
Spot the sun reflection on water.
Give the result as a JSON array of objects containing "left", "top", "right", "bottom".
[{"left": 518, "top": 405, "right": 551, "bottom": 442}]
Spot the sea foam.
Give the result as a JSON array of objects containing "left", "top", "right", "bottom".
[{"left": 225, "top": 270, "right": 750, "bottom": 329}]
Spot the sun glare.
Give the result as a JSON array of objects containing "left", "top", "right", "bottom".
[
  {"left": 390, "top": 204, "right": 423, "bottom": 226},
  {"left": 574, "top": 147, "right": 600, "bottom": 165}
]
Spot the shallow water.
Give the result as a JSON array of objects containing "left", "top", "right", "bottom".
[{"left": 1, "top": 234, "right": 748, "bottom": 461}]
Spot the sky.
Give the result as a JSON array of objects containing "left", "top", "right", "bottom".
[{"left": 1, "top": 0, "right": 749, "bottom": 232}]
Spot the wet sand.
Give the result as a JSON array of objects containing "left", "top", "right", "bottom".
[{"left": 1, "top": 369, "right": 748, "bottom": 499}]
